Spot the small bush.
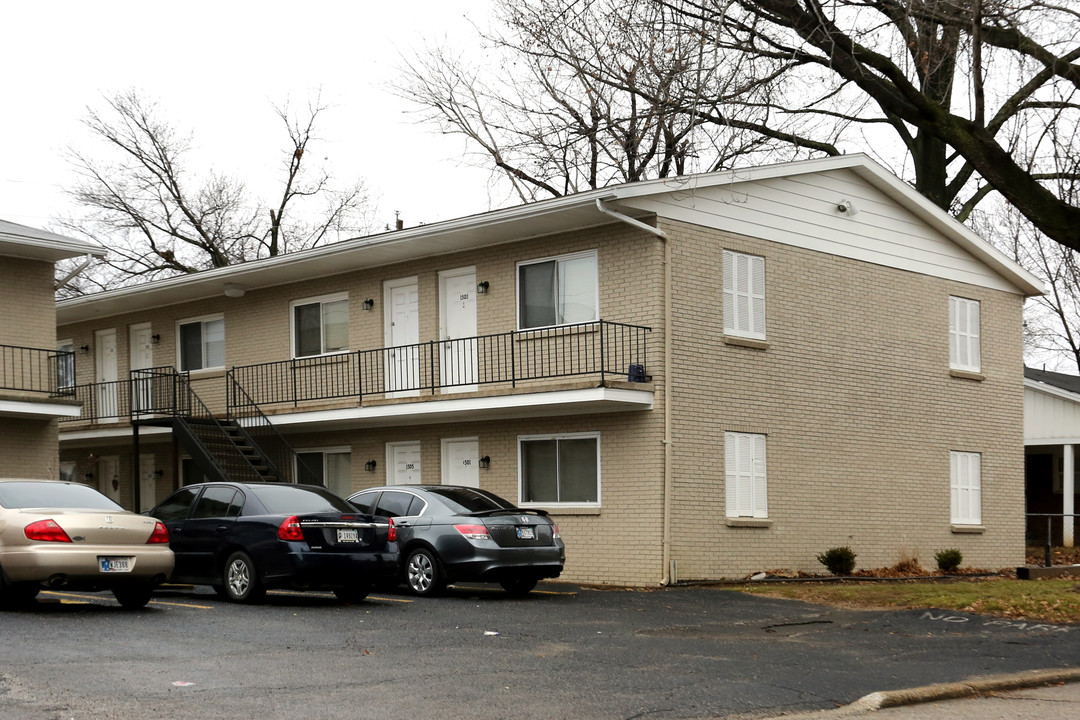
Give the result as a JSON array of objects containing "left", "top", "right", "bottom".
[
  {"left": 893, "top": 547, "right": 924, "bottom": 575},
  {"left": 935, "top": 549, "right": 963, "bottom": 573},
  {"left": 817, "top": 546, "right": 857, "bottom": 575}
]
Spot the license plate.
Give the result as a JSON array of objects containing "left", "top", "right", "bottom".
[
  {"left": 336, "top": 528, "right": 359, "bottom": 543},
  {"left": 99, "top": 557, "right": 133, "bottom": 573},
  {"left": 516, "top": 526, "right": 535, "bottom": 540}
]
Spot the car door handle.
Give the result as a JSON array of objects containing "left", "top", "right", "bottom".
[
  {"left": 215, "top": 525, "right": 229, "bottom": 533},
  {"left": 395, "top": 520, "right": 410, "bottom": 527},
  {"left": 170, "top": 526, "right": 182, "bottom": 534}
]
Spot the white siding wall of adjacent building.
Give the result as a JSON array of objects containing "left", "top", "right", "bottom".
[{"left": 1026, "top": 382, "right": 1080, "bottom": 444}]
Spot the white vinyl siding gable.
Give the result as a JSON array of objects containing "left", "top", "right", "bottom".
[
  {"left": 725, "top": 432, "right": 767, "bottom": 518},
  {"left": 950, "top": 451, "right": 982, "bottom": 525},
  {"left": 723, "top": 250, "right": 766, "bottom": 339},
  {"left": 949, "top": 296, "right": 981, "bottom": 372}
]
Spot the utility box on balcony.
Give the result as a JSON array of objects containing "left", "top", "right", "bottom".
[{"left": 627, "top": 364, "right": 646, "bottom": 383}]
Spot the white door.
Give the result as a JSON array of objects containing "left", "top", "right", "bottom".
[
  {"left": 387, "top": 442, "right": 422, "bottom": 485},
  {"left": 98, "top": 456, "right": 120, "bottom": 504},
  {"left": 95, "top": 329, "right": 118, "bottom": 422},
  {"left": 440, "top": 268, "right": 478, "bottom": 393},
  {"left": 129, "top": 323, "right": 154, "bottom": 414},
  {"left": 384, "top": 278, "right": 419, "bottom": 396},
  {"left": 139, "top": 453, "right": 156, "bottom": 512},
  {"left": 442, "top": 438, "right": 479, "bottom": 488}
]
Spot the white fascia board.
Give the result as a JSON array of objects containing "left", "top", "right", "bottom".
[
  {"left": 1026, "top": 438, "right": 1080, "bottom": 446},
  {"left": 0, "top": 220, "right": 106, "bottom": 261},
  {"left": 1025, "top": 377, "right": 1080, "bottom": 405},
  {"left": 612, "top": 154, "right": 1044, "bottom": 297},
  {"left": 59, "top": 425, "right": 173, "bottom": 445},
  {"left": 251, "top": 386, "right": 654, "bottom": 431},
  {"left": 0, "top": 400, "right": 85, "bottom": 419}
]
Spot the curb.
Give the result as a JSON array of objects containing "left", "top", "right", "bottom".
[{"left": 755, "top": 667, "right": 1080, "bottom": 718}]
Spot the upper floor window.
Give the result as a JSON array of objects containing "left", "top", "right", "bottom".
[
  {"left": 725, "top": 431, "right": 768, "bottom": 519},
  {"left": 949, "top": 296, "right": 981, "bottom": 372},
  {"left": 723, "top": 250, "right": 766, "bottom": 340},
  {"left": 292, "top": 293, "right": 349, "bottom": 358},
  {"left": 950, "top": 451, "right": 982, "bottom": 525},
  {"left": 519, "top": 433, "right": 600, "bottom": 506},
  {"left": 518, "top": 250, "right": 598, "bottom": 329},
  {"left": 178, "top": 315, "right": 225, "bottom": 372},
  {"left": 56, "top": 339, "right": 75, "bottom": 389}
]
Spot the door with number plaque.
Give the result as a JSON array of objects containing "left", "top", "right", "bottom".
[{"left": 441, "top": 438, "right": 479, "bottom": 488}]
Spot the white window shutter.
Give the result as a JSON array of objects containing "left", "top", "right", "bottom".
[
  {"left": 723, "top": 250, "right": 766, "bottom": 339},
  {"left": 750, "top": 257, "right": 766, "bottom": 336},
  {"left": 752, "top": 434, "right": 768, "bottom": 518},
  {"left": 723, "top": 252, "right": 735, "bottom": 332},
  {"left": 725, "top": 433, "right": 737, "bottom": 516}
]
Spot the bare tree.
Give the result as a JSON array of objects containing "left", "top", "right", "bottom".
[
  {"left": 58, "top": 90, "right": 370, "bottom": 294},
  {"left": 396, "top": 0, "right": 848, "bottom": 201}
]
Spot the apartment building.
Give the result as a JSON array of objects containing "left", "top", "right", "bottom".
[
  {"left": 55, "top": 155, "right": 1043, "bottom": 584},
  {"left": 0, "top": 219, "right": 103, "bottom": 479}
]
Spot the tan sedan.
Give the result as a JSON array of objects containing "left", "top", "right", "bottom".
[{"left": 0, "top": 479, "right": 174, "bottom": 609}]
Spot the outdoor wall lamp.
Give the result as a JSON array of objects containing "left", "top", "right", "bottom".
[
  {"left": 479, "top": 455, "right": 490, "bottom": 469},
  {"left": 365, "top": 460, "right": 377, "bottom": 472},
  {"left": 151, "top": 334, "right": 161, "bottom": 345},
  {"left": 154, "top": 469, "right": 164, "bottom": 478},
  {"left": 477, "top": 281, "right": 489, "bottom": 295},
  {"left": 83, "top": 472, "right": 94, "bottom": 480},
  {"left": 362, "top": 299, "right": 375, "bottom": 311},
  {"left": 79, "top": 345, "right": 90, "bottom": 354}
]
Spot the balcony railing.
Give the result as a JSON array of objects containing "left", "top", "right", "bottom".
[
  {"left": 228, "top": 320, "right": 651, "bottom": 412},
  {"left": 0, "top": 344, "right": 75, "bottom": 397}
]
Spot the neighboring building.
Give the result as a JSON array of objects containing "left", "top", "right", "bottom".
[
  {"left": 1023, "top": 367, "right": 1080, "bottom": 548},
  {"left": 55, "top": 155, "right": 1043, "bottom": 584},
  {"left": 0, "top": 219, "right": 103, "bottom": 479}
]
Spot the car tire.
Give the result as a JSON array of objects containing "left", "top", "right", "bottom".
[
  {"left": 222, "top": 551, "right": 265, "bottom": 603},
  {"left": 333, "top": 585, "right": 371, "bottom": 604},
  {"left": 112, "top": 582, "right": 154, "bottom": 610},
  {"left": 0, "top": 568, "right": 39, "bottom": 608},
  {"left": 405, "top": 548, "right": 445, "bottom": 597},
  {"left": 499, "top": 577, "right": 539, "bottom": 597}
]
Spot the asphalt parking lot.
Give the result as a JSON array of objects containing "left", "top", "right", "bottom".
[{"left": 0, "top": 581, "right": 1077, "bottom": 719}]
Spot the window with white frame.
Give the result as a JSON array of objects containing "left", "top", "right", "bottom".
[
  {"left": 177, "top": 315, "right": 225, "bottom": 372},
  {"left": 725, "top": 432, "right": 768, "bottom": 518},
  {"left": 949, "top": 296, "right": 981, "bottom": 372},
  {"left": 723, "top": 250, "right": 766, "bottom": 339},
  {"left": 56, "top": 339, "right": 75, "bottom": 389},
  {"left": 292, "top": 294, "right": 349, "bottom": 358},
  {"left": 296, "top": 448, "right": 353, "bottom": 498},
  {"left": 519, "top": 433, "right": 599, "bottom": 505},
  {"left": 517, "top": 250, "right": 598, "bottom": 329},
  {"left": 950, "top": 451, "right": 982, "bottom": 525}
]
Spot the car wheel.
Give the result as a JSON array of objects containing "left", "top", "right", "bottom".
[
  {"left": 222, "top": 551, "right": 265, "bottom": 603},
  {"left": 0, "top": 570, "right": 39, "bottom": 608},
  {"left": 112, "top": 582, "right": 154, "bottom": 610},
  {"left": 333, "top": 585, "right": 371, "bottom": 604},
  {"left": 499, "top": 577, "right": 539, "bottom": 597},
  {"left": 405, "top": 548, "right": 445, "bottom": 597}
]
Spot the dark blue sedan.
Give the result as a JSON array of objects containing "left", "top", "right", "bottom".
[
  {"left": 152, "top": 482, "right": 397, "bottom": 603},
  {"left": 348, "top": 485, "right": 564, "bottom": 597}
]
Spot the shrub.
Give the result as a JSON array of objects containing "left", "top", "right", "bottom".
[
  {"left": 893, "top": 547, "right": 924, "bottom": 575},
  {"left": 935, "top": 548, "right": 963, "bottom": 573},
  {"left": 816, "top": 546, "right": 857, "bottom": 575}
]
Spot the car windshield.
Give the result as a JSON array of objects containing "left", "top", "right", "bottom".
[
  {"left": 247, "top": 484, "right": 353, "bottom": 514},
  {"left": 424, "top": 486, "right": 516, "bottom": 513},
  {"left": 0, "top": 482, "right": 122, "bottom": 511}
]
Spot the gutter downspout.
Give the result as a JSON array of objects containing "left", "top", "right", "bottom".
[
  {"left": 55, "top": 254, "right": 97, "bottom": 291},
  {"left": 595, "top": 200, "right": 674, "bottom": 586}
]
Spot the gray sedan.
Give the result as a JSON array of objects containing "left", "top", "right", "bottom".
[{"left": 347, "top": 485, "right": 564, "bottom": 597}]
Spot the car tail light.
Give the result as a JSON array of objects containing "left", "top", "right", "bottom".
[
  {"left": 147, "top": 521, "right": 170, "bottom": 544},
  {"left": 24, "top": 519, "right": 72, "bottom": 543},
  {"left": 454, "top": 524, "right": 490, "bottom": 541},
  {"left": 552, "top": 523, "right": 561, "bottom": 539},
  {"left": 388, "top": 517, "right": 396, "bottom": 543},
  {"left": 277, "top": 515, "right": 305, "bottom": 541}
]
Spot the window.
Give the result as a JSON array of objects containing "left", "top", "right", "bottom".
[
  {"left": 949, "top": 297, "right": 981, "bottom": 372},
  {"left": 950, "top": 451, "right": 982, "bottom": 525},
  {"left": 723, "top": 250, "right": 766, "bottom": 339},
  {"left": 519, "top": 433, "right": 599, "bottom": 505},
  {"left": 56, "top": 340, "right": 75, "bottom": 389},
  {"left": 178, "top": 316, "right": 225, "bottom": 371},
  {"left": 518, "top": 251, "right": 598, "bottom": 329},
  {"left": 292, "top": 294, "right": 349, "bottom": 357},
  {"left": 297, "top": 449, "right": 352, "bottom": 498},
  {"left": 191, "top": 487, "right": 243, "bottom": 519},
  {"left": 725, "top": 432, "right": 767, "bottom": 518}
]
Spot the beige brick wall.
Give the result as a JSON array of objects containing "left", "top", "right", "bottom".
[
  {"left": 662, "top": 218, "right": 1026, "bottom": 579},
  {"left": 0, "top": 418, "right": 60, "bottom": 479},
  {"left": 0, "top": 257, "right": 54, "bottom": 348}
]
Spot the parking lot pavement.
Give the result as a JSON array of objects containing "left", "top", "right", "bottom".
[{"left": 1, "top": 582, "right": 1078, "bottom": 720}]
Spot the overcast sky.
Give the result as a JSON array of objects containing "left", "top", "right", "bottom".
[{"left": 0, "top": 0, "right": 499, "bottom": 235}]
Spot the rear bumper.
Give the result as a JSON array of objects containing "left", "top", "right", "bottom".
[
  {"left": 261, "top": 545, "right": 400, "bottom": 589},
  {"left": 441, "top": 543, "right": 565, "bottom": 583},
  {"left": 1, "top": 544, "right": 175, "bottom": 587}
]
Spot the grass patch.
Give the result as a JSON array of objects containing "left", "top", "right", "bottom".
[{"left": 728, "top": 578, "right": 1080, "bottom": 624}]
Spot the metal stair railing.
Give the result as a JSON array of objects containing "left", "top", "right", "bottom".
[{"left": 226, "top": 369, "right": 316, "bottom": 484}]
